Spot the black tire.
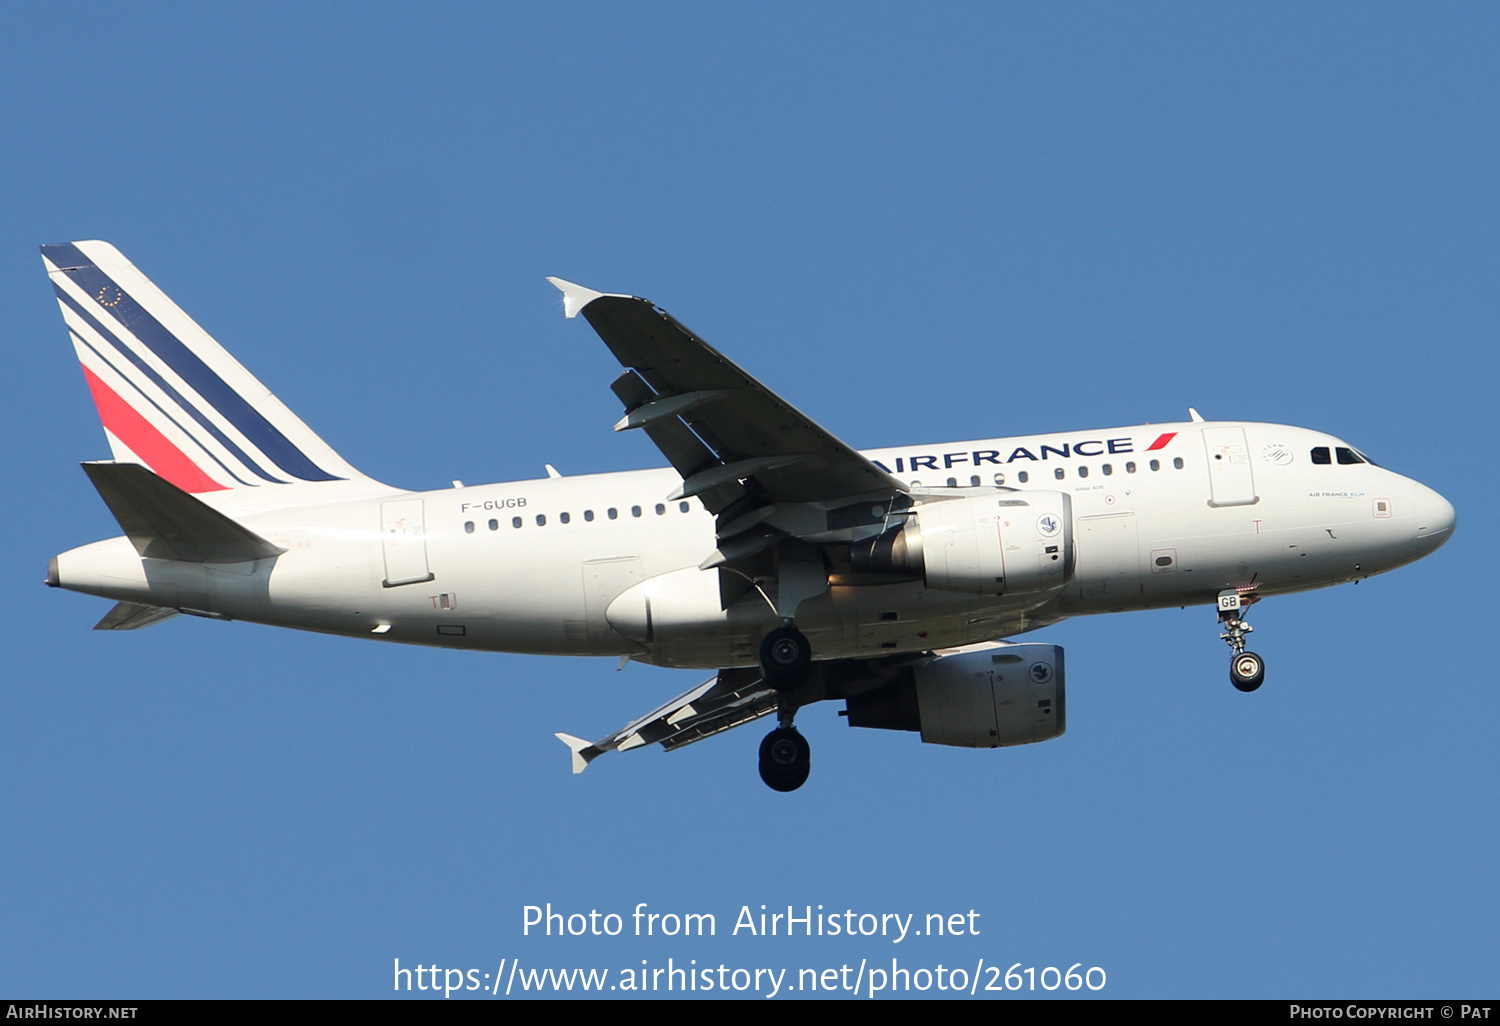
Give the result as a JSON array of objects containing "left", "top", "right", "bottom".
[
  {"left": 758, "top": 727, "right": 810, "bottom": 792},
  {"left": 1230, "top": 651, "right": 1265, "bottom": 692},
  {"left": 759, "top": 625, "right": 813, "bottom": 691}
]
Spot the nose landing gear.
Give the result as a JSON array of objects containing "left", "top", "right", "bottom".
[{"left": 1218, "top": 590, "right": 1265, "bottom": 692}]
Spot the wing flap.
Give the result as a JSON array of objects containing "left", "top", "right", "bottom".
[{"left": 609, "top": 370, "right": 745, "bottom": 513}]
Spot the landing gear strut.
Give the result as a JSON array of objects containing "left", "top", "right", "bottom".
[{"left": 1218, "top": 590, "right": 1265, "bottom": 692}]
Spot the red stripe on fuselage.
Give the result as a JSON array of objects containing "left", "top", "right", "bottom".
[
  {"left": 80, "top": 366, "right": 228, "bottom": 493},
  {"left": 1145, "top": 432, "right": 1177, "bottom": 451}
]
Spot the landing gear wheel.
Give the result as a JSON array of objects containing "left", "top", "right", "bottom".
[
  {"left": 1230, "top": 651, "right": 1265, "bottom": 692},
  {"left": 758, "top": 727, "right": 810, "bottom": 792},
  {"left": 759, "top": 625, "right": 812, "bottom": 691}
]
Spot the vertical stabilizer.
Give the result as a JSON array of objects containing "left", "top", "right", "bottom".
[{"left": 42, "top": 241, "right": 387, "bottom": 510}]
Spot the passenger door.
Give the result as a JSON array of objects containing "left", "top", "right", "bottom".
[
  {"left": 1203, "top": 427, "right": 1258, "bottom": 507},
  {"left": 380, "top": 499, "right": 434, "bottom": 587}
]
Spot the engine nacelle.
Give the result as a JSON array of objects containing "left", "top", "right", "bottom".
[
  {"left": 852, "top": 492, "right": 1074, "bottom": 597},
  {"left": 843, "top": 643, "right": 1065, "bottom": 748}
]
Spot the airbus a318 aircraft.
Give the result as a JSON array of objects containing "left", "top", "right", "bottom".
[{"left": 42, "top": 241, "right": 1456, "bottom": 791}]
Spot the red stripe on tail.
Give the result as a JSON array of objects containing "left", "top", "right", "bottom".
[{"left": 80, "top": 366, "right": 228, "bottom": 493}]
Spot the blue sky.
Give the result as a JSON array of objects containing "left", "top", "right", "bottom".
[{"left": 1, "top": 3, "right": 1494, "bottom": 998}]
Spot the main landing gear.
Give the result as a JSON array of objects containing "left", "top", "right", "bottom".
[
  {"left": 759, "top": 623, "right": 812, "bottom": 690},
  {"left": 758, "top": 622, "right": 813, "bottom": 792},
  {"left": 759, "top": 724, "right": 810, "bottom": 792},
  {"left": 1218, "top": 590, "right": 1265, "bottom": 693}
]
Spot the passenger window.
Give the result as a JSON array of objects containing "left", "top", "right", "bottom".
[
  {"left": 1173, "top": 457, "right": 1184, "bottom": 470},
  {"left": 679, "top": 501, "right": 690, "bottom": 513},
  {"left": 1126, "top": 462, "right": 1136, "bottom": 474},
  {"left": 1336, "top": 447, "right": 1364, "bottom": 465},
  {"left": 1310, "top": 446, "right": 1331, "bottom": 465},
  {"left": 655, "top": 503, "right": 665, "bottom": 515},
  {"left": 488, "top": 519, "right": 498, "bottom": 531},
  {"left": 464, "top": 521, "right": 474, "bottom": 534},
  {"left": 560, "top": 512, "right": 571, "bottom": 524},
  {"left": 1102, "top": 464, "right": 1112, "bottom": 476},
  {"left": 970, "top": 475, "right": 980, "bottom": 487},
  {"left": 608, "top": 508, "right": 618, "bottom": 520},
  {"left": 1078, "top": 466, "right": 1088, "bottom": 478},
  {"left": 946, "top": 477, "right": 957, "bottom": 488},
  {"left": 993, "top": 473, "right": 1005, "bottom": 486},
  {"left": 536, "top": 514, "right": 546, "bottom": 527},
  {"left": 1017, "top": 471, "right": 1029, "bottom": 484},
  {"left": 1150, "top": 459, "right": 1160, "bottom": 472},
  {"left": 584, "top": 510, "right": 594, "bottom": 522},
  {"left": 1054, "top": 467, "right": 1065, "bottom": 480},
  {"left": 512, "top": 516, "right": 522, "bottom": 529},
  {"left": 631, "top": 505, "right": 642, "bottom": 518}
]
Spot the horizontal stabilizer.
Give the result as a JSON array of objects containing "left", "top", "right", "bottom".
[
  {"left": 93, "top": 601, "right": 181, "bottom": 631},
  {"left": 81, "top": 462, "right": 285, "bottom": 563}
]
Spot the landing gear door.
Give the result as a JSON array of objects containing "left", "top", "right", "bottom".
[
  {"left": 381, "top": 498, "right": 435, "bottom": 587},
  {"left": 1203, "top": 427, "right": 1257, "bottom": 507}
]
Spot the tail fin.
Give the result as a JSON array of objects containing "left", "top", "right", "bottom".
[{"left": 42, "top": 241, "right": 379, "bottom": 508}]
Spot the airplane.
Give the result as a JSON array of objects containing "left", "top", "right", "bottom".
[{"left": 41, "top": 240, "right": 1457, "bottom": 792}]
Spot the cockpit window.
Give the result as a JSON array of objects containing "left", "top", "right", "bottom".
[
  {"left": 1310, "top": 446, "right": 1331, "bottom": 465},
  {"left": 1335, "top": 447, "right": 1365, "bottom": 465}
]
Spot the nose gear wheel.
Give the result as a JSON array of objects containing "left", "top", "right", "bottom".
[{"left": 1230, "top": 651, "right": 1265, "bottom": 692}]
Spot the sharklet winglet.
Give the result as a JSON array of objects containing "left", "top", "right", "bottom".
[
  {"left": 545, "top": 278, "right": 623, "bottom": 319},
  {"left": 555, "top": 732, "right": 604, "bottom": 774}
]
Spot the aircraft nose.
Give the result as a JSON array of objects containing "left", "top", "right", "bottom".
[{"left": 1411, "top": 482, "right": 1456, "bottom": 551}]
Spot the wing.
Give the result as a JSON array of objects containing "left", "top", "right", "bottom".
[
  {"left": 549, "top": 279, "right": 912, "bottom": 611},
  {"left": 548, "top": 279, "right": 904, "bottom": 508},
  {"left": 555, "top": 667, "right": 776, "bottom": 773},
  {"left": 553, "top": 651, "right": 942, "bottom": 775}
]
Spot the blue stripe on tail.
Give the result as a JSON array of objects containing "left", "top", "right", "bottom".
[
  {"left": 42, "top": 244, "right": 342, "bottom": 483},
  {"left": 56, "top": 287, "right": 273, "bottom": 485}
]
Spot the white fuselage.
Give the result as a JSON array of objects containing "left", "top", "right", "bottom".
[{"left": 53, "top": 419, "right": 1455, "bottom": 668}]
